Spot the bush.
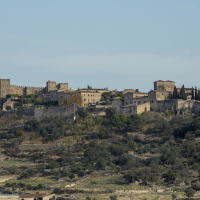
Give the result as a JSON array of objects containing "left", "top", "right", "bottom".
[
  {"left": 109, "top": 195, "right": 118, "bottom": 200},
  {"left": 78, "top": 170, "right": 85, "bottom": 177}
]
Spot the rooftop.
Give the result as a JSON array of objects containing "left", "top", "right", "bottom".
[
  {"left": 0, "top": 194, "right": 19, "bottom": 196},
  {"left": 154, "top": 80, "right": 175, "bottom": 82},
  {"left": 122, "top": 103, "right": 137, "bottom": 107}
]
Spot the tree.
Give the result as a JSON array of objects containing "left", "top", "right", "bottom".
[
  {"left": 69, "top": 173, "right": 75, "bottom": 180},
  {"left": 105, "top": 107, "right": 117, "bottom": 118},
  {"left": 6, "top": 106, "right": 12, "bottom": 111},
  {"left": 109, "top": 195, "right": 118, "bottom": 200},
  {"left": 111, "top": 114, "right": 127, "bottom": 130},
  {"left": 78, "top": 170, "right": 85, "bottom": 177},
  {"left": 126, "top": 114, "right": 146, "bottom": 130},
  {"left": 185, "top": 188, "right": 195, "bottom": 200},
  {"left": 195, "top": 87, "right": 198, "bottom": 100},
  {"left": 172, "top": 86, "right": 178, "bottom": 99},
  {"left": 191, "top": 87, "right": 195, "bottom": 100},
  {"left": 180, "top": 85, "right": 187, "bottom": 100},
  {"left": 87, "top": 85, "right": 92, "bottom": 89},
  {"left": 135, "top": 89, "right": 139, "bottom": 92},
  {"left": 0, "top": 108, "right": 3, "bottom": 116},
  {"left": 59, "top": 96, "right": 67, "bottom": 107},
  {"left": 68, "top": 94, "right": 83, "bottom": 106},
  {"left": 198, "top": 90, "right": 200, "bottom": 101},
  {"left": 171, "top": 194, "right": 177, "bottom": 200}
]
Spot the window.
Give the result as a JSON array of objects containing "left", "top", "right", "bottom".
[
  {"left": 134, "top": 101, "right": 136, "bottom": 103},
  {"left": 84, "top": 99, "right": 86, "bottom": 101},
  {"left": 144, "top": 101, "right": 146, "bottom": 103},
  {"left": 138, "top": 101, "right": 140, "bottom": 104},
  {"left": 152, "top": 100, "right": 154, "bottom": 103},
  {"left": 88, "top": 94, "right": 89, "bottom": 96},
  {"left": 126, "top": 102, "right": 128, "bottom": 105}
]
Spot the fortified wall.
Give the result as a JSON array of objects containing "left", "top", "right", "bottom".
[
  {"left": 3, "top": 104, "right": 81, "bottom": 120},
  {"left": 0, "top": 79, "right": 68, "bottom": 98}
]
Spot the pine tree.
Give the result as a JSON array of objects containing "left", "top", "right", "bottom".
[
  {"left": 172, "top": 86, "right": 178, "bottom": 99},
  {"left": 195, "top": 87, "right": 198, "bottom": 100},
  {"left": 191, "top": 87, "right": 194, "bottom": 100},
  {"left": 180, "top": 85, "right": 187, "bottom": 100}
]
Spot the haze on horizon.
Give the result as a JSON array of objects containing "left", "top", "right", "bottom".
[{"left": 0, "top": 0, "right": 200, "bottom": 92}]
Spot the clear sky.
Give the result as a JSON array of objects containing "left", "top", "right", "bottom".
[{"left": 0, "top": 0, "right": 200, "bottom": 92}]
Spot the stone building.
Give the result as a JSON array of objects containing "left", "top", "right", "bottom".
[
  {"left": 112, "top": 80, "right": 200, "bottom": 116},
  {"left": 154, "top": 80, "right": 175, "bottom": 91},
  {"left": 50, "top": 90, "right": 102, "bottom": 106},
  {"left": 0, "top": 194, "right": 19, "bottom": 200},
  {"left": 124, "top": 92, "right": 148, "bottom": 105},
  {"left": 79, "top": 88, "right": 110, "bottom": 94},
  {"left": 18, "top": 194, "right": 55, "bottom": 200}
]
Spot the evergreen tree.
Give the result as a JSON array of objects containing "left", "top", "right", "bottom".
[
  {"left": 191, "top": 87, "right": 194, "bottom": 100},
  {"left": 180, "top": 85, "right": 187, "bottom": 100},
  {"left": 172, "top": 86, "right": 178, "bottom": 99},
  {"left": 198, "top": 89, "right": 200, "bottom": 101},
  {"left": 195, "top": 87, "right": 198, "bottom": 100}
]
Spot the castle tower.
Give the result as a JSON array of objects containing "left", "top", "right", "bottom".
[
  {"left": 154, "top": 80, "right": 175, "bottom": 92},
  {"left": 0, "top": 79, "right": 10, "bottom": 98}
]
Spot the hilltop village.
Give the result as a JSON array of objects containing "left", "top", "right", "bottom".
[{"left": 1, "top": 79, "right": 200, "bottom": 119}]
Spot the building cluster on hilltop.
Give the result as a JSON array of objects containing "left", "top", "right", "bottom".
[{"left": 1, "top": 78, "right": 200, "bottom": 116}]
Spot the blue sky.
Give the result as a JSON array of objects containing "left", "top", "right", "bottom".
[{"left": 0, "top": 1, "right": 200, "bottom": 92}]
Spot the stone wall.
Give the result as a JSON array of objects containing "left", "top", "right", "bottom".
[
  {"left": 25, "top": 87, "right": 45, "bottom": 95},
  {"left": 0, "top": 79, "right": 10, "bottom": 98},
  {"left": 4, "top": 104, "right": 81, "bottom": 120},
  {"left": 9, "top": 85, "right": 25, "bottom": 96}
]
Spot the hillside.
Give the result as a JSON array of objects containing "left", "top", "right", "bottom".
[{"left": 1, "top": 109, "right": 200, "bottom": 199}]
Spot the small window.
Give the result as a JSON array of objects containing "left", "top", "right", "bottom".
[
  {"left": 88, "top": 99, "right": 89, "bottom": 101},
  {"left": 84, "top": 99, "right": 86, "bottom": 101},
  {"left": 162, "top": 93, "right": 163, "bottom": 95},
  {"left": 152, "top": 100, "right": 154, "bottom": 103},
  {"left": 88, "top": 94, "right": 89, "bottom": 96}
]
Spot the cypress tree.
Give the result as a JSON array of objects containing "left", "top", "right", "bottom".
[
  {"left": 172, "top": 86, "right": 178, "bottom": 99},
  {"left": 198, "top": 89, "right": 200, "bottom": 101},
  {"left": 195, "top": 87, "right": 198, "bottom": 100},
  {"left": 180, "top": 85, "right": 187, "bottom": 100},
  {"left": 191, "top": 87, "right": 194, "bottom": 100}
]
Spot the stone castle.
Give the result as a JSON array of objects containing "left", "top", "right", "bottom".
[{"left": 0, "top": 79, "right": 68, "bottom": 98}]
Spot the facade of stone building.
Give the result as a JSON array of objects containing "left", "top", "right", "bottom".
[
  {"left": 124, "top": 92, "right": 148, "bottom": 105},
  {"left": 0, "top": 194, "right": 19, "bottom": 200},
  {"left": 121, "top": 102, "right": 150, "bottom": 116},
  {"left": 58, "top": 91, "right": 101, "bottom": 106}
]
